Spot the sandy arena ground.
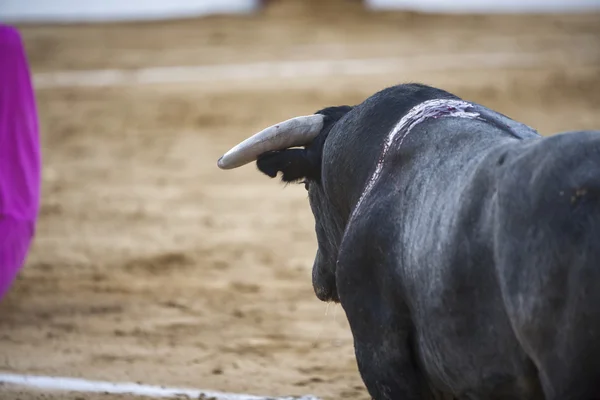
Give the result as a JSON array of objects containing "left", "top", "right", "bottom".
[{"left": 1, "top": 1, "right": 600, "bottom": 399}]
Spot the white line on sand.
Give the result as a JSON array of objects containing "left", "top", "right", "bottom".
[
  {"left": 33, "top": 48, "right": 600, "bottom": 89},
  {"left": 0, "top": 372, "right": 320, "bottom": 400}
]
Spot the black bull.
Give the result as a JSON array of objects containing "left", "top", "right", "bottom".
[{"left": 232, "top": 84, "right": 600, "bottom": 399}]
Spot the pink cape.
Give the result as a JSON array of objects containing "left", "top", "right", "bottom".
[{"left": 0, "top": 25, "right": 41, "bottom": 301}]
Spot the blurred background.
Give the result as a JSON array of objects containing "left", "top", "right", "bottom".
[{"left": 0, "top": 1, "right": 599, "bottom": 399}]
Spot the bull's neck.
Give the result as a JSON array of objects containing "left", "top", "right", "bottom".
[{"left": 344, "top": 99, "right": 483, "bottom": 227}]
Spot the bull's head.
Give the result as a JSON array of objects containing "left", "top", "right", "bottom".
[{"left": 217, "top": 107, "right": 352, "bottom": 303}]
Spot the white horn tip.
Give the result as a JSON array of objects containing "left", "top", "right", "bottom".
[{"left": 217, "top": 156, "right": 231, "bottom": 170}]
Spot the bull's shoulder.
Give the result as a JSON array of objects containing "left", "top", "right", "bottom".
[{"left": 338, "top": 190, "right": 404, "bottom": 270}]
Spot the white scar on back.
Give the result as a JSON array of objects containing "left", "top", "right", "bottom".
[{"left": 348, "top": 98, "right": 481, "bottom": 224}]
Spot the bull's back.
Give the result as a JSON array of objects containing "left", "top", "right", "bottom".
[
  {"left": 495, "top": 130, "right": 600, "bottom": 400},
  {"left": 389, "top": 118, "right": 543, "bottom": 398}
]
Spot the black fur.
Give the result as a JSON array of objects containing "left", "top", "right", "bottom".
[
  {"left": 256, "top": 149, "right": 316, "bottom": 182},
  {"left": 249, "top": 82, "right": 600, "bottom": 399}
]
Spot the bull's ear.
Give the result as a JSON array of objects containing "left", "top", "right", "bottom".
[{"left": 256, "top": 149, "right": 318, "bottom": 183}]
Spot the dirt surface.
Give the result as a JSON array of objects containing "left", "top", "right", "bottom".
[{"left": 1, "top": 2, "right": 600, "bottom": 399}]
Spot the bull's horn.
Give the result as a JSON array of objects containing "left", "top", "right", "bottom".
[{"left": 217, "top": 114, "right": 325, "bottom": 170}]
